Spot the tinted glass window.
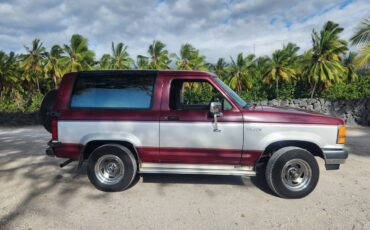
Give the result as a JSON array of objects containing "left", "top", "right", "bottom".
[
  {"left": 169, "top": 79, "right": 232, "bottom": 111},
  {"left": 70, "top": 75, "right": 155, "bottom": 109},
  {"left": 214, "top": 77, "right": 249, "bottom": 108}
]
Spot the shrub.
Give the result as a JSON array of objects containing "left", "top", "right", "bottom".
[
  {"left": 321, "top": 75, "right": 370, "bottom": 100},
  {"left": 278, "top": 82, "right": 296, "bottom": 100},
  {"left": 25, "top": 92, "right": 44, "bottom": 112},
  {"left": 0, "top": 91, "right": 44, "bottom": 113},
  {"left": 0, "top": 92, "right": 26, "bottom": 112},
  {"left": 240, "top": 89, "right": 268, "bottom": 102}
]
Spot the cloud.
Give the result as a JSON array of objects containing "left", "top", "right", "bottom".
[{"left": 0, "top": 0, "right": 369, "bottom": 62}]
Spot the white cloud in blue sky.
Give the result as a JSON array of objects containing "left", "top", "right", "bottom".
[{"left": 0, "top": 0, "right": 369, "bottom": 62}]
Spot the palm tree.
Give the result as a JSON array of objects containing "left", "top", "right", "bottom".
[
  {"left": 148, "top": 40, "right": 170, "bottom": 69},
  {"left": 0, "top": 51, "right": 19, "bottom": 97},
  {"left": 305, "top": 21, "right": 348, "bottom": 98},
  {"left": 254, "top": 56, "right": 271, "bottom": 79},
  {"left": 343, "top": 52, "right": 358, "bottom": 82},
  {"left": 351, "top": 18, "right": 370, "bottom": 69},
  {"left": 111, "top": 42, "right": 133, "bottom": 69},
  {"left": 351, "top": 18, "right": 370, "bottom": 45},
  {"left": 45, "top": 45, "right": 64, "bottom": 89},
  {"left": 208, "top": 58, "right": 228, "bottom": 80},
  {"left": 135, "top": 55, "right": 149, "bottom": 69},
  {"left": 173, "top": 43, "right": 207, "bottom": 70},
  {"left": 60, "top": 34, "right": 95, "bottom": 72},
  {"left": 264, "top": 43, "right": 299, "bottom": 98},
  {"left": 228, "top": 53, "right": 255, "bottom": 94},
  {"left": 98, "top": 54, "right": 113, "bottom": 70},
  {"left": 20, "top": 39, "right": 46, "bottom": 92}
]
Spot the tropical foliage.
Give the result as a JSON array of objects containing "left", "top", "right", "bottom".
[
  {"left": 305, "top": 21, "right": 348, "bottom": 98},
  {"left": 44, "top": 45, "right": 64, "bottom": 89},
  {"left": 20, "top": 39, "right": 46, "bottom": 93},
  {"left": 263, "top": 43, "right": 299, "bottom": 98},
  {"left": 228, "top": 53, "right": 255, "bottom": 94},
  {"left": 351, "top": 18, "right": 370, "bottom": 69},
  {"left": 173, "top": 43, "right": 207, "bottom": 70},
  {"left": 60, "top": 34, "right": 95, "bottom": 72},
  {"left": 0, "top": 52, "right": 17, "bottom": 91},
  {"left": 0, "top": 20, "right": 369, "bottom": 112},
  {"left": 147, "top": 40, "right": 171, "bottom": 69}
]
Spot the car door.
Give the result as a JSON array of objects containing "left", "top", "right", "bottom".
[{"left": 159, "top": 75, "right": 244, "bottom": 165}]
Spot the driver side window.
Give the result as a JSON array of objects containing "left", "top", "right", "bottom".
[{"left": 169, "top": 79, "right": 232, "bottom": 110}]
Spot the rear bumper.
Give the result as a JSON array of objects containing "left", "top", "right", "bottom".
[
  {"left": 322, "top": 148, "right": 348, "bottom": 170},
  {"left": 45, "top": 140, "right": 82, "bottom": 160},
  {"left": 45, "top": 146, "right": 55, "bottom": 157},
  {"left": 45, "top": 140, "right": 61, "bottom": 157}
]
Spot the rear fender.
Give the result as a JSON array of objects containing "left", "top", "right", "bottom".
[{"left": 80, "top": 133, "right": 142, "bottom": 147}]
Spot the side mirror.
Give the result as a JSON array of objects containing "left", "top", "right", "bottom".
[{"left": 210, "top": 102, "right": 222, "bottom": 115}]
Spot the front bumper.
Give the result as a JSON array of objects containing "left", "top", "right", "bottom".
[{"left": 322, "top": 148, "right": 348, "bottom": 170}]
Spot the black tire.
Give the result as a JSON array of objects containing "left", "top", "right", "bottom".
[
  {"left": 39, "top": 89, "right": 58, "bottom": 133},
  {"left": 87, "top": 144, "right": 137, "bottom": 192},
  {"left": 265, "top": 147, "right": 319, "bottom": 199}
]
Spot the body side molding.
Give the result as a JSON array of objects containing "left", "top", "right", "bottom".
[{"left": 139, "top": 163, "right": 256, "bottom": 176}]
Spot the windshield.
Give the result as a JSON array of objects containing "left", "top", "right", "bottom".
[{"left": 214, "top": 77, "right": 250, "bottom": 108}]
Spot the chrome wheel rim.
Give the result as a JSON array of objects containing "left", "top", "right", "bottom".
[
  {"left": 281, "top": 159, "right": 312, "bottom": 191},
  {"left": 95, "top": 154, "right": 124, "bottom": 185}
]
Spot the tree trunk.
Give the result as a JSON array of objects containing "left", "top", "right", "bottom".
[
  {"left": 275, "top": 78, "right": 279, "bottom": 99},
  {"left": 310, "top": 81, "right": 317, "bottom": 99},
  {"left": 236, "top": 76, "right": 241, "bottom": 95},
  {"left": 35, "top": 75, "right": 40, "bottom": 93},
  {"left": 238, "top": 80, "right": 242, "bottom": 95},
  {"left": 53, "top": 74, "right": 58, "bottom": 89},
  {"left": 33, "top": 67, "right": 41, "bottom": 93}
]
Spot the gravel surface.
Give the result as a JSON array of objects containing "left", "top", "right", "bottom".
[{"left": 0, "top": 126, "right": 369, "bottom": 229}]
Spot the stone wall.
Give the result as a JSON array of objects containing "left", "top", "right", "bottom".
[
  {"left": 0, "top": 98, "right": 369, "bottom": 126},
  {"left": 255, "top": 98, "right": 370, "bottom": 126},
  {"left": 0, "top": 112, "right": 39, "bottom": 126}
]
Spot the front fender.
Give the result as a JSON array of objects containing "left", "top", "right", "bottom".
[
  {"left": 244, "top": 123, "right": 341, "bottom": 150},
  {"left": 259, "top": 131, "right": 322, "bottom": 150}
]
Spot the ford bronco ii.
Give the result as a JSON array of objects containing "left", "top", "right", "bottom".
[{"left": 40, "top": 70, "right": 348, "bottom": 198}]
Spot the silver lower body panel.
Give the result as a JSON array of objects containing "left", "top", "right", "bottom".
[{"left": 139, "top": 163, "right": 256, "bottom": 176}]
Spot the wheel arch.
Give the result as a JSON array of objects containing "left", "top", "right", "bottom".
[
  {"left": 83, "top": 140, "right": 141, "bottom": 165},
  {"left": 261, "top": 140, "right": 324, "bottom": 160}
]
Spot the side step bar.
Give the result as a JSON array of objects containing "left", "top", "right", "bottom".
[{"left": 139, "top": 163, "right": 256, "bottom": 176}]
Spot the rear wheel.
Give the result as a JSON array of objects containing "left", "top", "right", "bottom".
[
  {"left": 265, "top": 147, "right": 319, "bottom": 199},
  {"left": 39, "top": 90, "right": 58, "bottom": 133},
  {"left": 87, "top": 144, "right": 137, "bottom": 192}
]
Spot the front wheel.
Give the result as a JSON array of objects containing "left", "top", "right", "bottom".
[
  {"left": 265, "top": 147, "right": 319, "bottom": 199},
  {"left": 87, "top": 144, "right": 137, "bottom": 192}
]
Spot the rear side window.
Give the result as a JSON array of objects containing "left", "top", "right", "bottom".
[{"left": 70, "top": 74, "right": 155, "bottom": 109}]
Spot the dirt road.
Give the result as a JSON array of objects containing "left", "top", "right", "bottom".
[{"left": 0, "top": 126, "right": 369, "bottom": 229}]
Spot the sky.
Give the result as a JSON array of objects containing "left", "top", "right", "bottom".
[{"left": 0, "top": 0, "right": 369, "bottom": 62}]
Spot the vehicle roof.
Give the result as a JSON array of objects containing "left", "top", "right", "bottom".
[{"left": 68, "top": 70, "right": 216, "bottom": 77}]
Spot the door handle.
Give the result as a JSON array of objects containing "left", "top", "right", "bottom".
[{"left": 165, "top": 115, "right": 179, "bottom": 121}]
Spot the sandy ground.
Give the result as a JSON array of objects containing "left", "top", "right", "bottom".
[{"left": 0, "top": 126, "right": 369, "bottom": 230}]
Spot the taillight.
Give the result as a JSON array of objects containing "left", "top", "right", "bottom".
[
  {"left": 51, "top": 119, "right": 58, "bottom": 140},
  {"left": 337, "top": 125, "right": 346, "bottom": 144}
]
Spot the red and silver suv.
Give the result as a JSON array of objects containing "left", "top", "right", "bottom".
[{"left": 40, "top": 70, "right": 348, "bottom": 198}]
